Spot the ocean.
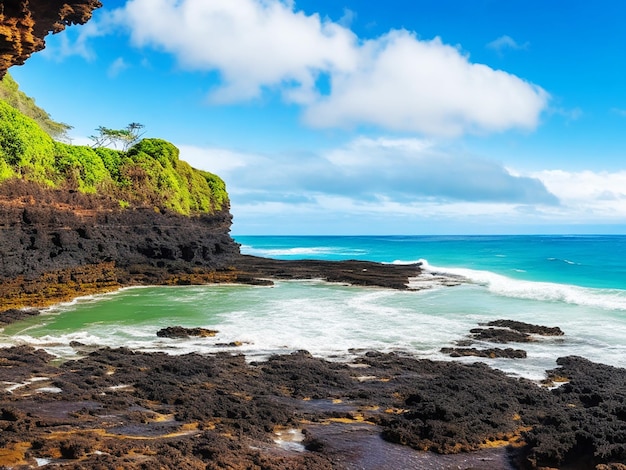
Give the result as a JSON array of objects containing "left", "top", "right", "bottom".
[{"left": 2, "top": 235, "right": 626, "bottom": 381}]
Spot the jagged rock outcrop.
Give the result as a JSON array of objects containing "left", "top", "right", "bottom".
[
  {"left": 0, "top": 179, "right": 240, "bottom": 308},
  {"left": 0, "top": 0, "right": 102, "bottom": 78}
]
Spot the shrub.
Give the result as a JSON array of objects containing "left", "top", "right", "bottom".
[
  {"left": 0, "top": 100, "right": 57, "bottom": 185},
  {"left": 53, "top": 142, "right": 111, "bottom": 193},
  {"left": 0, "top": 99, "right": 229, "bottom": 215}
]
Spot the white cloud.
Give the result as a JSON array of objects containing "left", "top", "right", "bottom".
[
  {"left": 182, "top": 136, "right": 558, "bottom": 206},
  {"left": 550, "top": 106, "right": 583, "bottom": 122},
  {"left": 486, "top": 35, "right": 529, "bottom": 53},
  {"left": 115, "top": 0, "right": 548, "bottom": 136},
  {"left": 122, "top": 0, "right": 357, "bottom": 104},
  {"left": 534, "top": 170, "right": 626, "bottom": 220},
  {"left": 176, "top": 140, "right": 625, "bottom": 233},
  {"left": 338, "top": 8, "right": 356, "bottom": 27},
  {"left": 304, "top": 31, "right": 548, "bottom": 135},
  {"left": 43, "top": 9, "right": 120, "bottom": 61},
  {"left": 177, "top": 145, "right": 254, "bottom": 173}
]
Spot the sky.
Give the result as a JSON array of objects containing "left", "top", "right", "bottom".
[{"left": 9, "top": 0, "right": 626, "bottom": 234}]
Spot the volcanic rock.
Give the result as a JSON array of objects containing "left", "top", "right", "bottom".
[
  {"left": 156, "top": 326, "right": 219, "bottom": 338},
  {"left": 0, "top": 179, "right": 239, "bottom": 309},
  {"left": 440, "top": 347, "right": 527, "bottom": 359},
  {"left": 483, "top": 319, "right": 564, "bottom": 337},
  {"left": 0, "top": 0, "right": 102, "bottom": 78},
  {"left": 1, "top": 346, "right": 625, "bottom": 469}
]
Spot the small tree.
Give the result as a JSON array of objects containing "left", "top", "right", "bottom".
[{"left": 89, "top": 122, "right": 145, "bottom": 152}]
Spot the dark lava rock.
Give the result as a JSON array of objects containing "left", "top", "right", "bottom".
[
  {"left": 0, "top": 308, "right": 40, "bottom": 325},
  {"left": 156, "top": 326, "right": 219, "bottom": 338},
  {"left": 467, "top": 320, "right": 565, "bottom": 345},
  {"left": 233, "top": 254, "right": 423, "bottom": 290},
  {"left": 483, "top": 319, "right": 564, "bottom": 337},
  {"left": 1, "top": 346, "right": 625, "bottom": 469},
  {"left": 522, "top": 356, "right": 626, "bottom": 469},
  {"left": 469, "top": 327, "right": 532, "bottom": 343},
  {"left": 440, "top": 347, "right": 527, "bottom": 359}
]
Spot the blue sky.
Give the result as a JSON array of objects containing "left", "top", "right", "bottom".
[{"left": 9, "top": 0, "right": 626, "bottom": 234}]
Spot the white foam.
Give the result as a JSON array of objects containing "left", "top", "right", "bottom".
[
  {"left": 240, "top": 245, "right": 366, "bottom": 258},
  {"left": 3, "top": 278, "right": 626, "bottom": 381},
  {"left": 420, "top": 261, "right": 626, "bottom": 311},
  {"left": 36, "top": 386, "right": 62, "bottom": 394},
  {"left": 274, "top": 428, "right": 306, "bottom": 452}
]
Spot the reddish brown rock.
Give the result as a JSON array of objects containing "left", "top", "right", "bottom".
[{"left": 0, "top": 0, "right": 102, "bottom": 78}]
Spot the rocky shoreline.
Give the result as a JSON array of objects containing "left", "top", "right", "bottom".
[
  {"left": 1, "top": 265, "right": 626, "bottom": 469},
  {"left": 1, "top": 339, "right": 626, "bottom": 469}
]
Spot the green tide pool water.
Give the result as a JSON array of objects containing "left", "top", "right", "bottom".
[{"left": 2, "top": 235, "right": 626, "bottom": 380}]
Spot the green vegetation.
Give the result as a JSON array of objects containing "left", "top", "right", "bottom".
[
  {"left": 0, "top": 73, "right": 72, "bottom": 140},
  {"left": 0, "top": 78, "right": 228, "bottom": 215}
]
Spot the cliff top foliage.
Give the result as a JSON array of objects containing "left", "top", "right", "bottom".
[
  {"left": 0, "top": 73, "right": 72, "bottom": 140},
  {"left": 0, "top": 75, "right": 228, "bottom": 215}
]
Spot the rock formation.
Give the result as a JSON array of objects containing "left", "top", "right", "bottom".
[
  {"left": 0, "top": 0, "right": 102, "bottom": 78},
  {"left": 0, "top": 179, "right": 240, "bottom": 308}
]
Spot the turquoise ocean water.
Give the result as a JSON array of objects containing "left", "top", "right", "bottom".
[{"left": 2, "top": 235, "right": 626, "bottom": 381}]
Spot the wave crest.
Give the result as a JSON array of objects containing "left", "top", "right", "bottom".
[{"left": 419, "top": 260, "right": 626, "bottom": 311}]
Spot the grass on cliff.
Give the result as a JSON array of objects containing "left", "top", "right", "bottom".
[{"left": 0, "top": 77, "right": 228, "bottom": 215}]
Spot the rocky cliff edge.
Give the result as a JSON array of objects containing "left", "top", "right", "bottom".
[{"left": 0, "top": 0, "right": 102, "bottom": 78}]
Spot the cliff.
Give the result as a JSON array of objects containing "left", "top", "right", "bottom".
[
  {"left": 0, "top": 0, "right": 102, "bottom": 78},
  {"left": 0, "top": 78, "right": 240, "bottom": 308},
  {"left": 0, "top": 177, "right": 239, "bottom": 307}
]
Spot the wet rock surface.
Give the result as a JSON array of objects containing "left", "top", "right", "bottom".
[
  {"left": 483, "top": 320, "right": 564, "bottom": 337},
  {"left": 156, "top": 326, "right": 219, "bottom": 338},
  {"left": 1, "top": 346, "right": 625, "bottom": 469},
  {"left": 0, "top": 308, "right": 40, "bottom": 326},
  {"left": 233, "top": 254, "right": 456, "bottom": 290},
  {"left": 441, "top": 319, "right": 565, "bottom": 360},
  {"left": 440, "top": 347, "right": 527, "bottom": 359}
]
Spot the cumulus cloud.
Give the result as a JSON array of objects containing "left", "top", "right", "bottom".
[
  {"left": 122, "top": 0, "right": 357, "bottom": 104},
  {"left": 114, "top": 0, "right": 548, "bottom": 136},
  {"left": 303, "top": 32, "right": 548, "bottom": 135}
]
